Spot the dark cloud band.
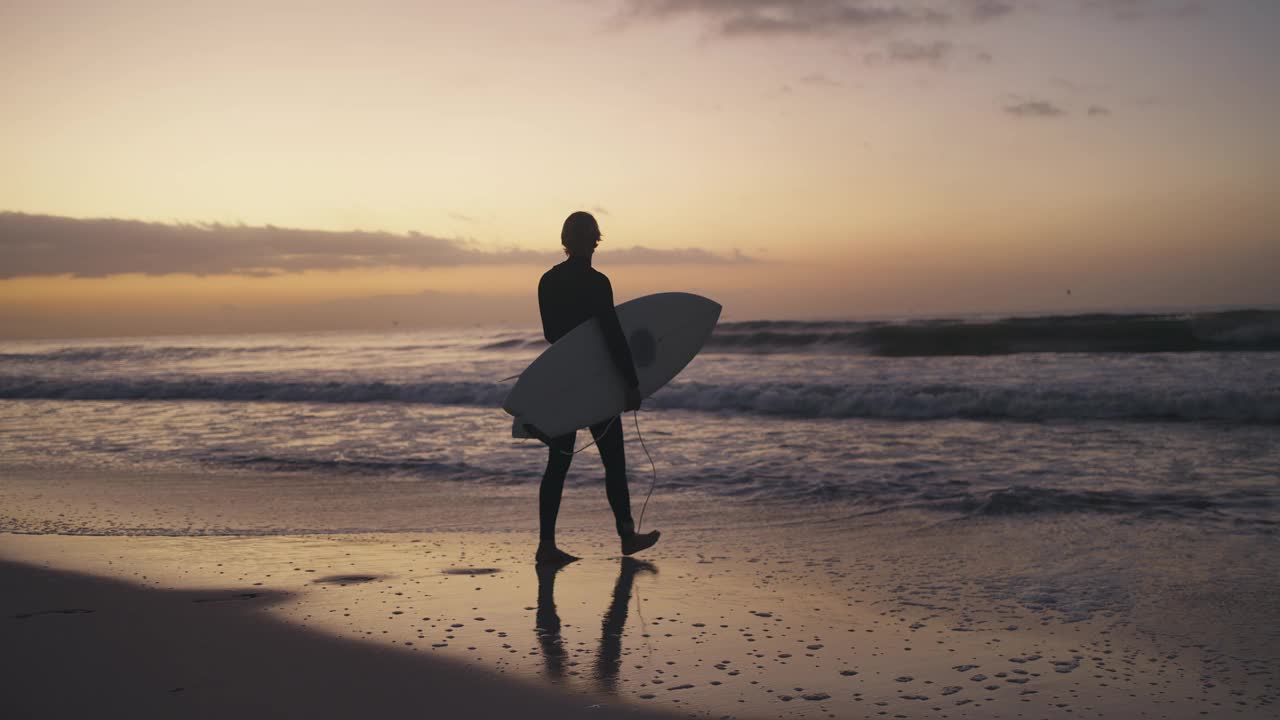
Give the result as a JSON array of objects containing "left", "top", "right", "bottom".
[
  {"left": 620, "top": 1, "right": 974, "bottom": 37},
  {"left": 0, "top": 212, "right": 753, "bottom": 278}
]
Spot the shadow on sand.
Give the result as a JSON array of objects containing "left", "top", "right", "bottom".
[{"left": 0, "top": 559, "right": 673, "bottom": 719}]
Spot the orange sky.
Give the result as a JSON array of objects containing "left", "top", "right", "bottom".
[{"left": 2, "top": 1, "right": 1278, "bottom": 338}]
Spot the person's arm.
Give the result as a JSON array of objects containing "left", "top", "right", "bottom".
[
  {"left": 537, "top": 274, "right": 556, "bottom": 344},
  {"left": 595, "top": 276, "right": 641, "bottom": 396}
]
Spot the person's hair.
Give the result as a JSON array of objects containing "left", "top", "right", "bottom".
[{"left": 561, "top": 211, "right": 601, "bottom": 256}]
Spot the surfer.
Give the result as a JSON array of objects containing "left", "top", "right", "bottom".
[{"left": 534, "top": 211, "right": 661, "bottom": 565}]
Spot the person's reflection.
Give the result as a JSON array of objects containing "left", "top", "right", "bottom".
[
  {"left": 535, "top": 563, "right": 568, "bottom": 681},
  {"left": 534, "top": 557, "right": 658, "bottom": 693},
  {"left": 595, "top": 557, "right": 656, "bottom": 692}
]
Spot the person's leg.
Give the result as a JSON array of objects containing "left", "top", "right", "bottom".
[
  {"left": 594, "top": 416, "right": 661, "bottom": 555},
  {"left": 591, "top": 417, "right": 633, "bottom": 537},
  {"left": 537, "top": 432, "right": 577, "bottom": 563}
]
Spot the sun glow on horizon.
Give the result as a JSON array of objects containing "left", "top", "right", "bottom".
[{"left": 2, "top": 1, "right": 1278, "bottom": 337}]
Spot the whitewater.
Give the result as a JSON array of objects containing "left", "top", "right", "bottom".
[{"left": 1, "top": 310, "right": 1277, "bottom": 535}]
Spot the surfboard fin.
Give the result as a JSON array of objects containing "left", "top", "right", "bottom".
[
  {"left": 512, "top": 417, "right": 533, "bottom": 439},
  {"left": 512, "top": 417, "right": 555, "bottom": 447}
]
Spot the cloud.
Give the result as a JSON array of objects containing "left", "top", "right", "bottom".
[
  {"left": 1087, "top": 105, "right": 1111, "bottom": 116},
  {"left": 798, "top": 72, "right": 844, "bottom": 88},
  {"left": 969, "top": 0, "right": 1015, "bottom": 21},
  {"left": 866, "top": 38, "right": 953, "bottom": 66},
  {"left": 0, "top": 212, "right": 755, "bottom": 279},
  {"left": 1004, "top": 99, "right": 1067, "bottom": 117},
  {"left": 1050, "top": 76, "right": 1082, "bottom": 92},
  {"left": 1078, "top": 0, "right": 1205, "bottom": 21},
  {"left": 619, "top": 0, "right": 1201, "bottom": 38},
  {"left": 618, "top": 1, "right": 969, "bottom": 37},
  {"left": 604, "top": 245, "right": 754, "bottom": 264}
]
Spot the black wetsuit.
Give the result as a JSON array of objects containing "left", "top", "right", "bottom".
[{"left": 536, "top": 255, "right": 639, "bottom": 542}]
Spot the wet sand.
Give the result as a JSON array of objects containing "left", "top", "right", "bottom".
[
  {"left": 3, "top": 527, "right": 1275, "bottom": 719},
  {"left": 0, "top": 551, "right": 672, "bottom": 720}
]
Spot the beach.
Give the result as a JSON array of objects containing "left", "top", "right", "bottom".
[
  {"left": 4, "top": 469, "right": 1277, "bottom": 718},
  {"left": 8, "top": 1, "right": 1280, "bottom": 715},
  {"left": 2, "top": 319, "right": 1279, "bottom": 718}
]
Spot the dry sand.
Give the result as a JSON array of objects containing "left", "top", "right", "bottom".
[{"left": 4, "top": 526, "right": 1274, "bottom": 719}]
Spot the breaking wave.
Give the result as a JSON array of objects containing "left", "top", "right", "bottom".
[
  {"left": 4, "top": 310, "right": 1276, "bottom": 364},
  {"left": 2, "top": 376, "right": 1275, "bottom": 423},
  {"left": 709, "top": 310, "right": 1280, "bottom": 356}
]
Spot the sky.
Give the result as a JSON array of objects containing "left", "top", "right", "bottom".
[{"left": 2, "top": 0, "right": 1278, "bottom": 338}]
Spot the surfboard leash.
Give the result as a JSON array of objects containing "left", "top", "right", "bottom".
[
  {"left": 553, "top": 415, "right": 618, "bottom": 456},
  {"left": 554, "top": 412, "right": 656, "bottom": 530},
  {"left": 633, "top": 410, "right": 658, "bottom": 533},
  {"left": 500, "top": 372, "right": 658, "bottom": 529}
]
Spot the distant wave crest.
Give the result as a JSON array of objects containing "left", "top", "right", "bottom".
[
  {"left": 4, "top": 310, "right": 1277, "bottom": 362},
  {"left": 0, "top": 377, "right": 510, "bottom": 406},
  {"left": 709, "top": 310, "right": 1280, "bottom": 356},
  {"left": 648, "top": 381, "right": 1278, "bottom": 423},
  {"left": 2, "top": 376, "right": 1275, "bottom": 424}
]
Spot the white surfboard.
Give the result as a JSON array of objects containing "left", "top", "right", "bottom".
[{"left": 504, "top": 292, "right": 721, "bottom": 439}]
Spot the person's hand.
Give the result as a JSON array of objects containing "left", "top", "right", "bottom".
[{"left": 624, "top": 385, "right": 642, "bottom": 412}]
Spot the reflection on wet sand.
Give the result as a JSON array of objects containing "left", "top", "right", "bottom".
[
  {"left": 536, "top": 558, "right": 657, "bottom": 693},
  {"left": 597, "top": 558, "right": 657, "bottom": 692},
  {"left": 534, "top": 563, "right": 568, "bottom": 681}
]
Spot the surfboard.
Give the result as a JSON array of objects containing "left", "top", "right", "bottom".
[{"left": 504, "top": 292, "right": 721, "bottom": 439}]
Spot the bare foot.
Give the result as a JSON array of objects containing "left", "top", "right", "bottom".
[
  {"left": 535, "top": 545, "right": 580, "bottom": 566},
  {"left": 621, "top": 530, "right": 661, "bottom": 556}
]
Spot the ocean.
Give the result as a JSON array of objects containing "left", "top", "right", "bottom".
[
  {"left": 3, "top": 308, "right": 1279, "bottom": 715},
  {"left": 1, "top": 309, "right": 1278, "bottom": 533}
]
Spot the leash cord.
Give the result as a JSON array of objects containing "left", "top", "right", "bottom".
[
  {"left": 633, "top": 410, "right": 657, "bottom": 533},
  {"left": 554, "top": 415, "right": 617, "bottom": 456},
  {"left": 553, "top": 411, "right": 658, "bottom": 532},
  {"left": 503, "top": 371, "right": 658, "bottom": 529}
]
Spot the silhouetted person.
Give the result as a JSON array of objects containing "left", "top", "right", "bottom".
[{"left": 534, "top": 211, "right": 660, "bottom": 566}]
